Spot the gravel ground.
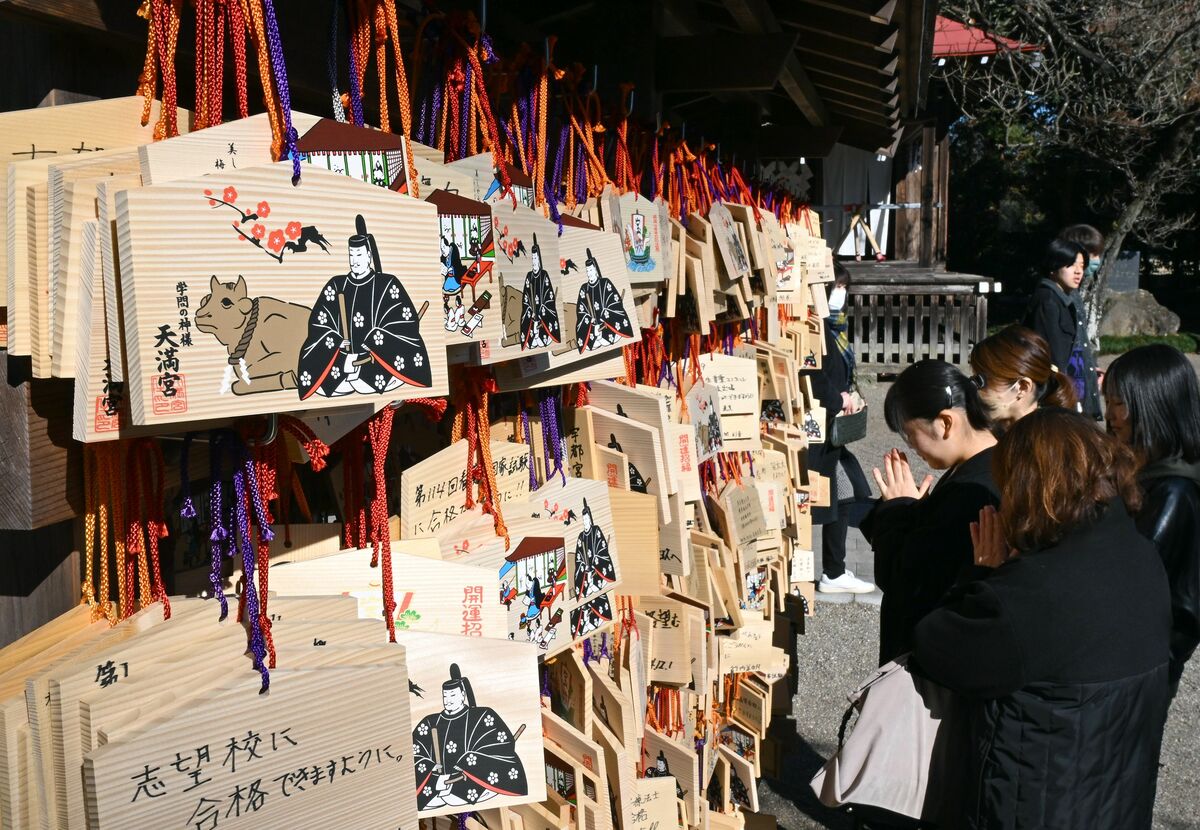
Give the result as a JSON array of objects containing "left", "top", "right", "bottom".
[{"left": 756, "top": 368, "right": 1200, "bottom": 829}]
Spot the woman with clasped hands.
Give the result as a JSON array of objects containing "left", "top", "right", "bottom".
[
  {"left": 860, "top": 360, "right": 1000, "bottom": 665},
  {"left": 912, "top": 409, "right": 1170, "bottom": 830}
]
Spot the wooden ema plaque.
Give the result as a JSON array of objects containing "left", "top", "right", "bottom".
[
  {"left": 616, "top": 192, "right": 668, "bottom": 287},
  {"left": 426, "top": 190, "right": 497, "bottom": 344},
  {"left": 484, "top": 203, "right": 561, "bottom": 364},
  {"left": 1, "top": 97, "right": 176, "bottom": 347},
  {"left": 115, "top": 163, "right": 447, "bottom": 426},
  {"left": 445, "top": 155, "right": 537, "bottom": 209},
  {"left": 398, "top": 439, "right": 530, "bottom": 538}
]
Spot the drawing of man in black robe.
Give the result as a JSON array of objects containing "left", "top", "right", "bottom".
[
  {"left": 297, "top": 214, "right": 431, "bottom": 398},
  {"left": 573, "top": 498, "right": 616, "bottom": 600},
  {"left": 576, "top": 248, "right": 634, "bottom": 352},
  {"left": 607, "top": 434, "right": 650, "bottom": 494},
  {"left": 644, "top": 750, "right": 687, "bottom": 799},
  {"left": 412, "top": 664, "right": 528, "bottom": 811},
  {"left": 520, "top": 234, "right": 560, "bottom": 349}
]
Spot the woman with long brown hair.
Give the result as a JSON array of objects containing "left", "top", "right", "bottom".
[
  {"left": 913, "top": 409, "right": 1170, "bottom": 830},
  {"left": 969, "top": 325, "right": 1077, "bottom": 431}
]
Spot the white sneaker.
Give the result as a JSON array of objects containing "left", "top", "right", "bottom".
[{"left": 818, "top": 569, "right": 875, "bottom": 594}]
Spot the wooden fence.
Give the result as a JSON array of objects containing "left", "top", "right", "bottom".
[{"left": 846, "top": 272, "right": 998, "bottom": 368}]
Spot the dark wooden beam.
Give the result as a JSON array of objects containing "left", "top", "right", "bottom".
[
  {"left": 656, "top": 33, "right": 798, "bottom": 92},
  {"left": 796, "top": 41, "right": 899, "bottom": 75},
  {"left": 811, "top": 80, "right": 897, "bottom": 107},
  {"left": 753, "top": 125, "right": 843, "bottom": 158},
  {"left": 718, "top": 0, "right": 830, "bottom": 126},
  {"left": 797, "top": 51, "right": 896, "bottom": 89},
  {"left": 777, "top": 5, "right": 898, "bottom": 53},
  {"left": 793, "top": 0, "right": 897, "bottom": 25}
]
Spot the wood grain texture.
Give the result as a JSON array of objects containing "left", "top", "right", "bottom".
[{"left": 116, "top": 163, "right": 447, "bottom": 426}]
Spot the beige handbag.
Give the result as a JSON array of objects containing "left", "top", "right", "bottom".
[{"left": 810, "top": 655, "right": 968, "bottom": 825}]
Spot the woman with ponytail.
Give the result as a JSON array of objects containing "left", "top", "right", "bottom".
[
  {"left": 969, "top": 325, "right": 1078, "bottom": 432},
  {"left": 861, "top": 359, "right": 1001, "bottom": 664}
]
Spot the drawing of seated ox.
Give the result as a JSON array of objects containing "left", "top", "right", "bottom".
[{"left": 195, "top": 275, "right": 310, "bottom": 395}]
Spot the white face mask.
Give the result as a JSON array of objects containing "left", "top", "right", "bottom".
[{"left": 828, "top": 286, "right": 847, "bottom": 312}]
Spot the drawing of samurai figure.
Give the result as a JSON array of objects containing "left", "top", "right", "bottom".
[
  {"left": 644, "top": 751, "right": 688, "bottom": 800},
  {"left": 576, "top": 248, "right": 634, "bottom": 352},
  {"left": 520, "top": 233, "right": 561, "bottom": 349},
  {"left": 298, "top": 214, "right": 431, "bottom": 398},
  {"left": 572, "top": 498, "right": 616, "bottom": 600},
  {"left": 570, "top": 593, "right": 612, "bottom": 637},
  {"left": 412, "top": 664, "right": 529, "bottom": 811},
  {"left": 607, "top": 434, "right": 650, "bottom": 494},
  {"left": 440, "top": 235, "right": 468, "bottom": 332}
]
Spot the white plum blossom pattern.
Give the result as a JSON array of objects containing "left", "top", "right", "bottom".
[
  {"left": 445, "top": 741, "right": 458, "bottom": 754},
  {"left": 373, "top": 330, "right": 385, "bottom": 345},
  {"left": 417, "top": 762, "right": 427, "bottom": 773},
  {"left": 331, "top": 366, "right": 341, "bottom": 379},
  {"left": 317, "top": 310, "right": 328, "bottom": 325},
  {"left": 323, "top": 286, "right": 336, "bottom": 302},
  {"left": 324, "top": 336, "right": 335, "bottom": 350},
  {"left": 487, "top": 771, "right": 499, "bottom": 784},
  {"left": 417, "top": 723, "right": 429, "bottom": 736},
  {"left": 467, "top": 789, "right": 479, "bottom": 803},
  {"left": 373, "top": 375, "right": 386, "bottom": 390},
  {"left": 402, "top": 306, "right": 413, "bottom": 321},
  {"left": 497, "top": 731, "right": 508, "bottom": 742},
  {"left": 484, "top": 715, "right": 495, "bottom": 727},
  {"left": 414, "top": 744, "right": 423, "bottom": 757},
  {"left": 394, "top": 356, "right": 406, "bottom": 371},
  {"left": 508, "top": 767, "right": 519, "bottom": 780},
  {"left": 414, "top": 353, "right": 424, "bottom": 367},
  {"left": 299, "top": 371, "right": 312, "bottom": 387},
  {"left": 353, "top": 311, "right": 365, "bottom": 328},
  {"left": 389, "top": 284, "right": 400, "bottom": 300},
  {"left": 423, "top": 786, "right": 433, "bottom": 797}
]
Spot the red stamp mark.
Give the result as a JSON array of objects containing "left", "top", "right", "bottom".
[
  {"left": 94, "top": 398, "right": 120, "bottom": 433},
  {"left": 152, "top": 374, "right": 188, "bottom": 416}
]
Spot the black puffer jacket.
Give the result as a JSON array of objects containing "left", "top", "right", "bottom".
[
  {"left": 1137, "top": 457, "right": 1200, "bottom": 686},
  {"left": 913, "top": 500, "right": 1170, "bottom": 830}
]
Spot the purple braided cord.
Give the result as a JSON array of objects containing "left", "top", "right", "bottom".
[
  {"left": 521, "top": 408, "right": 537, "bottom": 490},
  {"left": 234, "top": 452, "right": 270, "bottom": 692},
  {"left": 430, "top": 83, "right": 443, "bottom": 149},
  {"left": 575, "top": 141, "right": 587, "bottom": 204},
  {"left": 582, "top": 637, "right": 594, "bottom": 664},
  {"left": 501, "top": 119, "right": 522, "bottom": 170},
  {"left": 599, "top": 632, "right": 609, "bottom": 659},
  {"left": 523, "top": 85, "right": 537, "bottom": 176},
  {"left": 540, "top": 394, "right": 566, "bottom": 486},
  {"left": 417, "top": 93, "right": 429, "bottom": 145},
  {"left": 457, "top": 65, "right": 471, "bottom": 161},
  {"left": 327, "top": 0, "right": 346, "bottom": 122},
  {"left": 480, "top": 33, "right": 498, "bottom": 64},
  {"left": 243, "top": 444, "right": 276, "bottom": 544},
  {"left": 261, "top": 0, "right": 301, "bottom": 184},
  {"left": 348, "top": 22, "right": 365, "bottom": 128},
  {"left": 208, "top": 432, "right": 230, "bottom": 620},
  {"left": 540, "top": 665, "right": 552, "bottom": 698}
]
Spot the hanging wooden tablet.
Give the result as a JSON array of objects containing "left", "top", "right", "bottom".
[
  {"left": 640, "top": 729, "right": 699, "bottom": 825},
  {"left": 718, "top": 722, "right": 760, "bottom": 779},
  {"left": 667, "top": 423, "right": 703, "bottom": 503},
  {"left": 588, "top": 381, "right": 675, "bottom": 490},
  {"left": 617, "top": 192, "right": 667, "bottom": 287},
  {"left": 0, "top": 96, "right": 175, "bottom": 347},
  {"left": 542, "top": 710, "right": 614, "bottom": 830},
  {"left": 399, "top": 439, "right": 530, "bottom": 538},
  {"left": 684, "top": 380, "right": 724, "bottom": 464},
  {"left": 720, "top": 745, "right": 759, "bottom": 813},
  {"left": 496, "top": 523, "right": 573, "bottom": 655},
  {"left": 116, "top": 163, "right": 445, "bottom": 426},
  {"left": 588, "top": 663, "right": 638, "bottom": 759},
  {"left": 492, "top": 344, "right": 627, "bottom": 392},
  {"left": 656, "top": 199, "right": 676, "bottom": 277},
  {"left": 630, "top": 775, "right": 678, "bottom": 830},
  {"left": 543, "top": 734, "right": 606, "bottom": 830},
  {"left": 706, "top": 203, "right": 752, "bottom": 283},
  {"left": 760, "top": 212, "right": 793, "bottom": 300},
  {"left": 529, "top": 478, "right": 623, "bottom": 639},
  {"left": 588, "top": 406, "right": 670, "bottom": 521},
  {"left": 295, "top": 117, "right": 412, "bottom": 193},
  {"left": 594, "top": 443, "right": 632, "bottom": 490},
  {"left": 139, "top": 111, "right": 320, "bottom": 185},
  {"left": 83, "top": 663, "right": 416, "bottom": 830},
  {"left": 606, "top": 488, "right": 664, "bottom": 595},
  {"left": 397, "top": 631, "right": 545, "bottom": 818},
  {"left": 426, "top": 190, "right": 497, "bottom": 343},
  {"left": 96, "top": 174, "right": 140, "bottom": 383},
  {"left": 446, "top": 154, "right": 536, "bottom": 209},
  {"left": 639, "top": 597, "right": 690, "bottom": 687},
  {"left": 545, "top": 648, "right": 591, "bottom": 735},
  {"left": 481, "top": 204, "right": 562, "bottom": 364}
]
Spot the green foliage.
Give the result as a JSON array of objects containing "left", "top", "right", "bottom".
[
  {"left": 394, "top": 609, "right": 422, "bottom": 630},
  {"left": 1098, "top": 333, "right": 1198, "bottom": 355}
]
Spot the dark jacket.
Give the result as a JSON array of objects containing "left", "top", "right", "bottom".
[
  {"left": 861, "top": 446, "right": 1000, "bottom": 665},
  {"left": 913, "top": 500, "right": 1170, "bottom": 830},
  {"left": 805, "top": 320, "right": 870, "bottom": 526},
  {"left": 1137, "top": 456, "right": 1200, "bottom": 686},
  {"left": 1023, "top": 279, "right": 1101, "bottom": 418}
]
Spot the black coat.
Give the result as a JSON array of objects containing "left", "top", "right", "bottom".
[
  {"left": 804, "top": 322, "right": 871, "bottom": 526},
  {"left": 1023, "top": 279, "right": 1101, "bottom": 418},
  {"left": 1137, "top": 460, "right": 1200, "bottom": 686},
  {"left": 861, "top": 446, "right": 1000, "bottom": 665},
  {"left": 913, "top": 500, "right": 1171, "bottom": 830}
]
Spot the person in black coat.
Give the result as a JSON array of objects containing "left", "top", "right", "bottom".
[
  {"left": 1105, "top": 344, "right": 1200, "bottom": 700},
  {"left": 806, "top": 263, "right": 875, "bottom": 594},
  {"left": 913, "top": 409, "right": 1170, "bottom": 830},
  {"left": 1023, "top": 238, "right": 1102, "bottom": 418},
  {"left": 861, "top": 360, "right": 999, "bottom": 665}
]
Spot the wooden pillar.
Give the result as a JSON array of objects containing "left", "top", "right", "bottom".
[{"left": 919, "top": 124, "right": 935, "bottom": 267}]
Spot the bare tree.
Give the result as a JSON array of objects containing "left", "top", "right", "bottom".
[{"left": 938, "top": 0, "right": 1200, "bottom": 339}]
